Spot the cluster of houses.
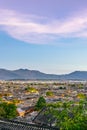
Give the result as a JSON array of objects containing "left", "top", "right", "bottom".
[{"left": 0, "top": 80, "right": 87, "bottom": 123}]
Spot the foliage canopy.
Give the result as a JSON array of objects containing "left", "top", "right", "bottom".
[
  {"left": 0, "top": 102, "right": 17, "bottom": 119},
  {"left": 35, "top": 96, "right": 46, "bottom": 111},
  {"left": 46, "top": 99, "right": 87, "bottom": 130}
]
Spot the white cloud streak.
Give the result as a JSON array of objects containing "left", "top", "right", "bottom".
[{"left": 0, "top": 9, "right": 87, "bottom": 44}]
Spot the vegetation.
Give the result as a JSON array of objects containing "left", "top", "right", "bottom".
[
  {"left": 77, "top": 93, "right": 86, "bottom": 99},
  {"left": 25, "top": 86, "right": 38, "bottom": 93},
  {"left": 46, "top": 91, "right": 54, "bottom": 96},
  {"left": 0, "top": 102, "right": 17, "bottom": 119},
  {"left": 77, "top": 84, "right": 84, "bottom": 89},
  {"left": 59, "top": 86, "right": 66, "bottom": 89},
  {"left": 46, "top": 99, "right": 87, "bottom": 130},
  {"left": 12, "top": 99, "right": 22, "bottom": 105},
  {"left": 35, "top": 96, "right": 46, "bottom": 111}
]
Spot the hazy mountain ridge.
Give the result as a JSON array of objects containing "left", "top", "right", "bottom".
[{"left": 0, "top": 69, "right": 87, "bottom": 80}]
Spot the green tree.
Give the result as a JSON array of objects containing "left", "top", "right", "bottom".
[
  {"left": 0, "top": 107, "right": 6, "bottom": 118},
  {"left": 46, "top": 100, "right": 87, "bottom": 130},
  {"left": 0, "top": 102, "right": 17, "bottom": 119},
  {"left": 46, "top": 91, "right": 54, "bottom": 96},
  {"left": 25, "top": 86, "right": 38, "bottom": 93},
  {"left": 77, "top": 93, "right": 86, "bottom": 99},
  {"left": 35, "top": 96, "right": 46, "bottom": 111}
]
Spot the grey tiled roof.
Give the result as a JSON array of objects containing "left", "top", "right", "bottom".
[{"left": 0, "top": 119, "right": 59, "bottom": 130}]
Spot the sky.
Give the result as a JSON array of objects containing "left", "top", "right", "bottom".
[{"left": 0, "top": 0, "right": 87, "bottom": 74}]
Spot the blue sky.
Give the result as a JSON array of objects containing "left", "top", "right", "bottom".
[{"left": 0, "top": 0, "right": 87, "bottom": 74}]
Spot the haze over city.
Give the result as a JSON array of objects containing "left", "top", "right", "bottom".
[{"left": 0, "top": 0, "right": 87, "bottom": 74}]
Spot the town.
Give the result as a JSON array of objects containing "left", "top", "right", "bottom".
[{"left": 0, "top": 80, "right": 87, "bottom": 124}]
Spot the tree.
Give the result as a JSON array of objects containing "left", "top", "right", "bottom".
[
  {"left": 0, "top": 107, "right": 6, "bottom": 118},
  {"left": 35, "top": 96, "right": 46, "bottom": 111},
  {"left": 46, "top": 99, "right": 87, "bottom": 130},
  {"left": 0, "top": 102, "right": 17, "bottom": 119},
  {"left": 25, "top": 86, "right": 38, "bottom": 93},
  {"left": 77, "top": 93, "right": 86, "bottom": 99},
  {"left": 46, "top": 91, "right": 54, "bottom": 97}
]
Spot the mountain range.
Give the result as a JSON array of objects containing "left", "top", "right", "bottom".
[{"left": 0, "top": 68, "right": 87, "bottom": 80}]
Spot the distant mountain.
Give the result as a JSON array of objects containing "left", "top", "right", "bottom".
[
  {"left": 0, "top": 69, "right": 87, "bottom": 80},
  {"left": 66, "top": 71, "right": 87, "bottom": 80},
  {"left": 0, "top": 69, "right": 19, "bottom": 80}
]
